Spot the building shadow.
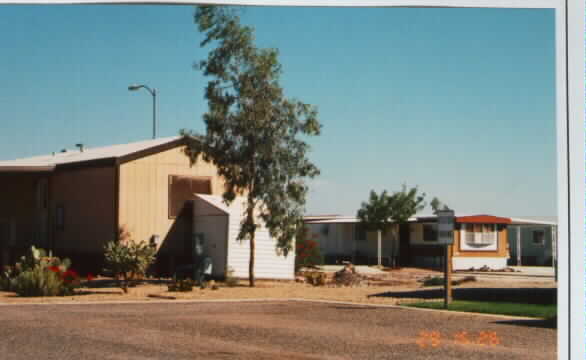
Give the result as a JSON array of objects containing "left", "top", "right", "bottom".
[{"left": 492, "top": 317, "right": 557, "bottom": 329}]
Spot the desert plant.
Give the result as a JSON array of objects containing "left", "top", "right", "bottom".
[
  {"left": 3, "top": 246, "right": 79, "bottom": 297},
  {"left": 304, "top": 271, "right": 327, "bottom": 286},
  {"left": 103, "top": 228, "right": 157, "bottom": 293},
  {"left": 12, "top": 266, "right": 63, "bottom": 297}
]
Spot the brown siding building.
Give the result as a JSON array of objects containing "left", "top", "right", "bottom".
[{"left": 0, "top": 136, "right": 226, "bottom": 274}]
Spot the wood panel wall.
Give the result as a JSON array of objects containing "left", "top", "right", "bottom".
[
  {"left": 118, "top": 146, "right": 226, "bottom": 255},
  {"left": 51, "top": 166, "right": 117, "bottom": 253}
]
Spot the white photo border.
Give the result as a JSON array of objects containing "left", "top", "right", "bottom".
[{"left": 0, "top": 0, "right": 583, "bottom": 359}]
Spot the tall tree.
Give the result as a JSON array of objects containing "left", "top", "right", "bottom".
[
  {"left": 183, "top": 5, "right": 321, "bottom": 287},
  {"left": 357, "top": 190, "right": 393, "bottom": 267}
]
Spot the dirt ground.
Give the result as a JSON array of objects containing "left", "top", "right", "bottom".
[
  {"left": 0, "top": 301, "right": 557, "bottom": 360},
  {"left": 0, "top": 268, "right": 557, "bottom": 307}
]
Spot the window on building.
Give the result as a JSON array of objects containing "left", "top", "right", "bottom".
[
  {"left": 533, "top": 230, "right": 545, "bottom": 246},
  {"left": 463, "top": 223, "right": 497, "bottom": 247},
  {"left": 423, "top": 223, "right": 438, "bottom": 242},
  {"left": 169, "top": 175, "right": 212, "bottom": 218},
  {"left": 355, "top": 224, "right": 366, "bottom": 241}
]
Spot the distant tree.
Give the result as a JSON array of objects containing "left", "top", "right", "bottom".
[
  {"left": 387, "top": 185, "right": 427, "bottom": 267},
  {"left": 430, "top": 197, "right": 450, "bottom": 214},
  {"left": 357, "top": 190, "right": 393, "bottom": 267},
  {"left": 183, "top": 5, "right": 321, "bottom": 287},
  {"left": 388, "top": 185, "right": 427, "bottom": 223}
]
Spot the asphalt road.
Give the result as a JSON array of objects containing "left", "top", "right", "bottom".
[{"left": 0, "top": 301, "right": 556, "bottom": 360}]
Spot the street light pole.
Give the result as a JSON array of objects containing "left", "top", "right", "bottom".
[{"left": 128, "top": 84, "right": 158, "bottom": 139}]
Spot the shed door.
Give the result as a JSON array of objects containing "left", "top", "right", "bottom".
[{"left": 194, "top": 215, "right": 228, "bottom": 278}]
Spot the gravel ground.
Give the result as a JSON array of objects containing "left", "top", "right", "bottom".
[
  {"left": 0, "top": 268, "right": 557, "bottom": 306},
  {"left": 0, "top": 301, "right": 556, "bottom": 360}
]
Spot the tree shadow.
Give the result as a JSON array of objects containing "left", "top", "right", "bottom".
[{"left": 368, "top": 287, "right": 556, "bottom": 305}]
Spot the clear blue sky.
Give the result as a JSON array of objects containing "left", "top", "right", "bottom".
[{"left": 0, "top": 5, "right": 556, "bottom": 217}]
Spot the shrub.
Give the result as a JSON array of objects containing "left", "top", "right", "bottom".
[
  {"left": 224, "top": 267, "right": 238, "bottom": 287},
  {"left": 103, "top": 228, "right": 157, "bottom": 293},
  {"left": 12, "top": 266, "right": 63, "bottom": 297},
  {"left": 421, "top": 275, "right": 477, "bottom": 287},
  {"left": 295, "top": 226, "right": 323, "bottom": 271},
  {"left": 422, "top": 276, "right": 444, "bottom": 287},
  {"left": 304, "top": 271, "right": 327, "bottom": 286},
  {"left": 2, "top": 246, "right": 79, "bottom": 297}
]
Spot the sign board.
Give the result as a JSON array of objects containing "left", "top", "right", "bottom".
[{"left": 436, "top": 209, "right": 455, "bottom": 245}]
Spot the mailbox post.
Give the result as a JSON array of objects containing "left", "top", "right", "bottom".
[{"left": 436, "top": 210, "right": 455, "bottom": 309}]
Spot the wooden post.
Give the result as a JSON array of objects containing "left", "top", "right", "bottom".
[{"left": 444, "top": 244, "right": 452, "bottom": 308}]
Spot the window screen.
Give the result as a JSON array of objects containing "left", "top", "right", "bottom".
[{"left": 169, "top": 175, "right": 212, "bottom": 218}]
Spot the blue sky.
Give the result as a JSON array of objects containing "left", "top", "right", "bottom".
[{"left": 0, "top": 5, "right": 556, "bottom": 217}]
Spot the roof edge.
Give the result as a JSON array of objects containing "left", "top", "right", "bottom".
[
  {"left": 116, "top": 137, "right": 187, "bottom": 165},
  {"left": 0, "top": 165, "right": 56, "bottom": 173}
]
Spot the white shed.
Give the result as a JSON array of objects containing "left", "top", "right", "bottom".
[{"left": 191, "top": 194, "right": 295, "bottom": 280}]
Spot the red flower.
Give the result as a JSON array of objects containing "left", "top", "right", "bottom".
[
  {"left": 48, "top": 266, "right": 60, "bottom": 273},
  {"left": 61, "top": 269, "right": 79, "bottom": 283}
]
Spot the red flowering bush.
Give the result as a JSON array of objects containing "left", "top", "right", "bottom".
[
  {"left": 295, "top": 226, "right": 323, "bottom": 271},
  {"left": 1, "top": 246, "right": 81, "bottom": 297}
]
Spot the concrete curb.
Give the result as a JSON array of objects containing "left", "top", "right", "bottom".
[{"left": 0, "top": 297, "right": 542, "bottom": 321}]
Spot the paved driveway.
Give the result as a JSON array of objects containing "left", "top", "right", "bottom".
[{"left": 0, "top": 301, "right": 556, "bottom": 360}]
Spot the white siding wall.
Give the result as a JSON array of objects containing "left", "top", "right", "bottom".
[{"left": 225, "top": 198, "right": 295, "bottom": 280}]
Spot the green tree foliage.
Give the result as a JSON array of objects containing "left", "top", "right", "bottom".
[
  {"left": 103, "top": 228, "right": 157, "bottom": 293},
  {"left": 357, "top": 190, "right": 393, "bottom": 234},
  {"left": 184, "top": 5, "right": 321, "bottom": 286},
  {"left": 430, "top": 197, "right": 450, "bottom": 214},
  {"left": 388, "top": 185, "right": 427, "bottom": 223},
  {"left": 357, "top": 186, "right": 426, "bottom": 267}
]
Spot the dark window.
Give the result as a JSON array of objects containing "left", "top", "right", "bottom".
[
  {"left": 55, "top": 205, "right": 65, "bottom": 231},
  {"left": 532, "top": 230, "right": 545, "bottom": 246},
  {"left": 169, "top": 175, "right": 212, "bottom": 218},
  {"left": 423, "top": 224, "right": 438, "bottom": 242}
]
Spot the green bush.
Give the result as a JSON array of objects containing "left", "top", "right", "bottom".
[
  {"left": 422, "top": 276, "right": 444, "bottom": 287},
  {"left": 103, "top": 228, "right": 157, "bottom": 293},
  {"left": 1, "top": 246, "right": 79, "bottom": 297},
  {"left": 12, "top": 266, "right": 63, "bottom": 297}
]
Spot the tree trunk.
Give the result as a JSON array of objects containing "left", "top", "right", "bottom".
[
  {"left": 247, "top": 201, "right": 256, "bottom": 287},
  {"left": 377, "top": 230, "right": 382, "bottom": 267}
]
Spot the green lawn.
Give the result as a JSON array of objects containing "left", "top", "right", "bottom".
[{"left": 404, "top": 300, "right": 557, "bottom": 319}]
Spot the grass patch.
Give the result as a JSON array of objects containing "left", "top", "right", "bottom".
[{"left": 404, "top": 300, "right": 556, "bottom": 319}]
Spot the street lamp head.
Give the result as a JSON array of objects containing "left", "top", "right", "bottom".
[{"left": 128, "top": 84, "right": 143, "bottom": 91}]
